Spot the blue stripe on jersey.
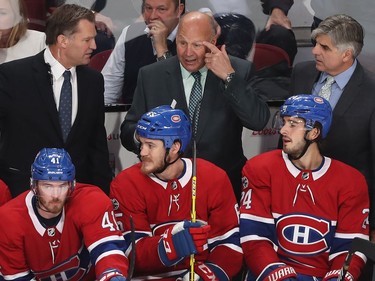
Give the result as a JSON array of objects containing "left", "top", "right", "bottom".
[
  {"left": 240, "top": 216, "right": 277, "bottom": 244},
  {"left": 90, "top": 238, "right": 127, "bottom": 265},
  {"left": 208, "top": 227, "right": 241, "bottom": 252}
]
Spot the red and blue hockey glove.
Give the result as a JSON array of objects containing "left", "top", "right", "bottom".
[
  {"left": 323, "top": 269, "right": 354, "bottom": 281},
  {"left": 98, "top": 269, "right": 126, "bottom": 281},
  {"left": 258, "top": 264, "right": 297, "bottom": 281},
  {"left": 158, "top": 220, "right": 211, "bottom": 266},
  {"left": 181, "top": 262, "right": 229, "bottom": 281}
]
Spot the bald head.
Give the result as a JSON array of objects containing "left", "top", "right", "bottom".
[{"left": 178, "top": 11, "right": 217, "bottom": 38}]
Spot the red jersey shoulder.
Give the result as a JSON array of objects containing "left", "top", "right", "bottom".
[
  {"left": 0, "top": 179, "right": 11, "bottom": 206},
  {"left": 67, "top": 183, "right": 113, "bottom": 215}
]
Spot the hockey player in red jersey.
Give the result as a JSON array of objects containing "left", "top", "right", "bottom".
[
  {"left": 0, "top": 148, "right": 129, "bottom": 281},
  {"left": 240, "top": 95, "right": 369, "bottom": 281},
  {"left": 110, "top": 105, "right": 243, "bottom": 280}
]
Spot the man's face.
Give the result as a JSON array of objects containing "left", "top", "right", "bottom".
[
  {"left": 36, "top": 180, "right": 70, "bottom": 217},
  {"left": 279, "top": 116, "right": 308, "bottom": 159},
  {"left": 143, "top": 0, "right": 182, "bottom": 33},
  {"left": 63, "top": 19, "right": 96, "bottom": 68},
  {"left": 176, "top": 16, "right": 214, "bottom": 73},
  {"left": 139, "top": 137, "right": 168, "bottom": 175},
  {"left": 312, "top": 34, "right": 348, "bottom": 76}
]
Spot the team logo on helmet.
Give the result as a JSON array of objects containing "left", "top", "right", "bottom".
[
  {"left": 313, "top": 96, "right": 324, "bottom": 104},
  {"left": 171, "top": 115, "right": 181, "bottom": 123}
]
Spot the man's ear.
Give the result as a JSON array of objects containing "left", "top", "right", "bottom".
[
  {"left": 307, "top": 127, "right": 320, "bottom": 141},
  {"left": 57, "top": 34, "right": 69, "bottom": 48},
  {"left": 171, "top": 141, "right": 182, "bottom": 155}
]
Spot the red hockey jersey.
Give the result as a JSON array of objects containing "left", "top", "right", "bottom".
[
  {"left": 240, "top": 150, "right": 369, "bottom": 280},
  {"left": 0, "top": 183, "right": 128, "bottom": 281},
  {"left": 110, "top": 158, "right": 243, "bottom": 280}
]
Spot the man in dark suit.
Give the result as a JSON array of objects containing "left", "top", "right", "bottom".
[
  {"left": 0, "top": 4, "right": 112, "bottom": 197},
  {"left": 291, "top": 14, "right": 375, "bottom": 240},
  {"left": 121, "top": 11, "right": 270, "bottom": 201}
]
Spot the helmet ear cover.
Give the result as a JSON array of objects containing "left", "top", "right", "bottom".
[
  {"left": 280, "top": 95, "right": 332, "bottom": 139},
  {"left": 30, "top": 148, "right": 76, "bottom": 193},
  {"left": 136, "top": 105, "right": 192, "bottom": 153}
]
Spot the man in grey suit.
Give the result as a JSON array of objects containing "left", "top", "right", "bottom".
[
  {"left": 291, "top": 14, "right": 375, "bottom": 240},
  {"left": 121, "top": 11, "right": 270, "bottom": 201},
  {"left": 0, "top": 4, "right": 112, "bottom": 197}
]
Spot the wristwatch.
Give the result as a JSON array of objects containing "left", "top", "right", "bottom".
[
  {"left": 225, "top": 72, "right": 235, "bottom": 86},
  {"left": 157, "top": 51, "right": 172, "bottom": 61}
]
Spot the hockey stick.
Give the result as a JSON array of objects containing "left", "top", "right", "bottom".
[
  {"left": 126, "top": 216, "right": 136, "bottom": 281},
  {"left": 190, "top": 140, "right": 197, "bottom": 281},
  {"left": 337, "top": 237, "right": 375, "bottom": 281}
]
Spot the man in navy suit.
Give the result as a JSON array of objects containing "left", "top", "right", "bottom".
[
  {"left": 0, "top": 4, "right": 112, "bottom": 197},
  {"left": 121, "top": 11, "right": 270, "bottom": 201},
  {"left": 290, "top": 14, "right": 375, "bottom": 241}
]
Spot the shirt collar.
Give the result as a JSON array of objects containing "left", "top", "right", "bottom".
[
  {"left": 44, "top": 47, "right": 77, "bottom": 80},
  {"left": 180, "top": 64, "right": 208, "bottom": 80},
  {"left": 319, "top": 59, "right": 357, "bottom": 90}
]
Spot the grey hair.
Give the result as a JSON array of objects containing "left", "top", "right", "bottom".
[{"left": 311, "top": 14, "right": 364, "bottom": 58}]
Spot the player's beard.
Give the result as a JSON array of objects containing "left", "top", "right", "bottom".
[
  {"left": 283, "top": 138, "right": 308, "bottom": 160},
  {"left": 38, "top": 196, "right": 66, "bottom": 215},
  {"left": 140, "top": 153, "right": 170, "bottom": 175}
]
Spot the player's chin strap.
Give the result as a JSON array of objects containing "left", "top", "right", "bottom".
[{"left": 288, "top": 131, "right": 313, "bottom": 161}]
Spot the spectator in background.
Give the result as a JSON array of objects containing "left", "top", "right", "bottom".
[
  {"left": 0, "top": 0, "right": 46, "bottom": 63},
  {"left": 240, "top": 95, "right": 369, "bottom": 280},
  {"left": 0, "top": 148, "right": 129, "bottom": 281},
  {"left": 111, "top": 106, "right": 242, "bottom": 280},
  {"left": 0, "top": 4, "right": 112, "bottom": 197},
  {"left": 102, "top": 0, "right": 185, "bottom": 104},
  {"left": 120, "top": 11, "right": 270, "bottom": 202},
  {"left": 290, "top": 14, "right": 375, "bottom": 243}
]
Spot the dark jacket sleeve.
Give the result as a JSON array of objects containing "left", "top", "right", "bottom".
[{"left": 261, "top": 0, "right": 294, "bottom": 15}]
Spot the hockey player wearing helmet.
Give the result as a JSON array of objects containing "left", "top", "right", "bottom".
[
  {"left": 240, "top": 94, "right": 369, "bottom": 281},
  {"left": 0, "top": 148, "right": 129, "bottom": 281},
  {"left": 110, "top": 105, "right": 243, "bottom": 280}
]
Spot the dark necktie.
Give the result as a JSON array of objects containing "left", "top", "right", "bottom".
[
  {"left": 189, "top": 71, "right": 202, "bottom": 136},
  {"left": 59, "top": 70, "right": 72, "bottom": 142}
]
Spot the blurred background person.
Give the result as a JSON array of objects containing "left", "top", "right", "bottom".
[
  {"left": 102, "top": 0, "right": 185, "bottom": 104},
  {"left": 0, "top": 0, "right": 46, "bottom": 63}
]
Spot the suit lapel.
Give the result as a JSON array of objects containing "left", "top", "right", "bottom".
[
  {"left": 333, "top": 63, "right": 363, "bottom": 115},
  {"left": 194, "top": 71, "right": 219, "bottom": 142},
  {"left": 32, "top": 52, "right": 62, "bottom": 137},
  {"left": 165, "top": 58, "right": 188, "bottom": 111}
]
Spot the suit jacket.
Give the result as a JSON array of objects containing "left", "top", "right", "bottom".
[
  {"left": 291, "top": 60, "right": 375, "bottom": 227},
  {"left": 0, "top": 51, "right": 112, "bottom": 196},
  {"left": 120, "top": 55, "right": 270, "bottom": 199}
]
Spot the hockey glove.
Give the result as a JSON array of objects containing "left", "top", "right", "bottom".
[
  {"left": 181, "top": 262, "right": 228, "bottom": 281},
  {"left": 158, "top": 220, "right": 211, "bottom": 266},
  {"left": 258, "top": 264, "right": 297, "bottom": 281},
  {"left": 98, "top": 269, "right": 126, "bottom": 281},
  {"left": 322, "top": 269, "right": 354, "bottom": 281}
]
